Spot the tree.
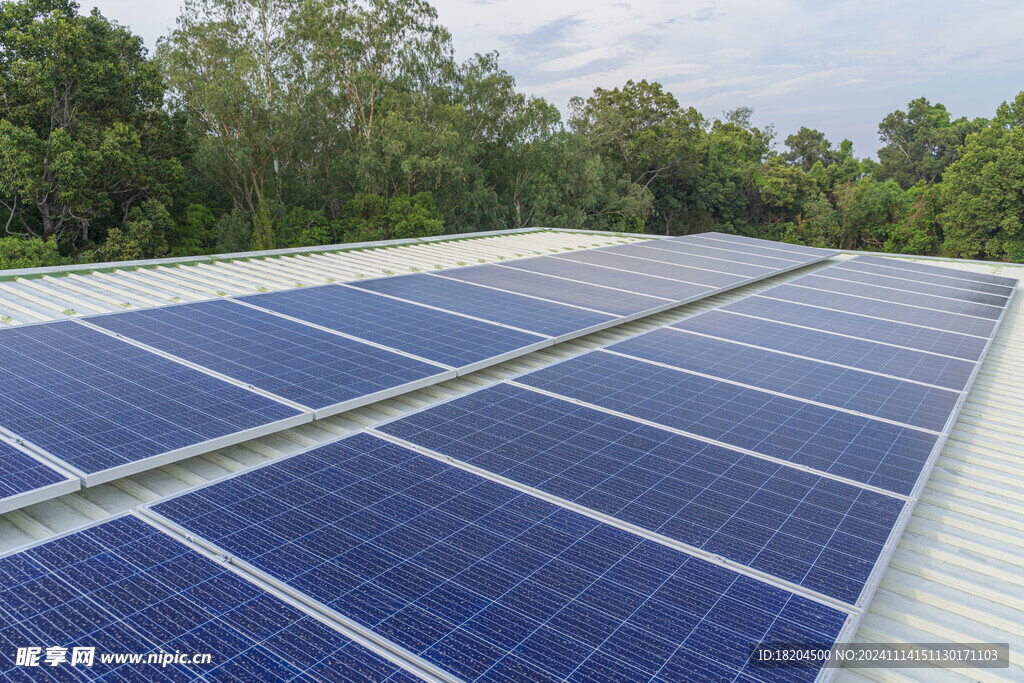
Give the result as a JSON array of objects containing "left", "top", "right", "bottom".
[
  {"left": 876, "top": 97, "right": 983, "bottom": 189},
  {"left": 99, "top": 199, "right": 172, "bottom": 261},
  {"left": 783, "top": 127, "right": 837, "bottom": 170},
  {"left": 939, "top": 92, "right": 1024, "bottom": 261},
  {"left": 0, "top": 0, "right": 182, "bottom": 246}
]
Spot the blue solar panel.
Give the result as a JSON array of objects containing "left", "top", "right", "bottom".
[
  {"left": 517, "top": 352, "right": 937, "bottom": 496},
  {"left": 435, "top": 264, "right": 672, "bottom": 316},
  {"left": 500, "top": 258, "right": 715, "bottom": 301},
  {"left": 0, "top": 440, "right": 77, "bottom": 513},
  {"left": 553, "top": 250, "right": 746, "bottom": 288},
  {"left": 0, "top": 322, "right": 303, "bottom": 484},
  {"left": 691, "top": 232, "right": 836, "bottom": 259},
  {"left": 150, "top": 433, "right": 849, "bottom": 682},
  {"left": 87, "top": 299, "right": 449, "bottom": 413},
  {"left": 345, "top": 274, "right": 616, "bottom": 338},
  {"left": 819, "top": 266, "right": 1010, "bottom": 307},
  {"left": 792, "top": 274, "right": 1004, "bottom": 320},
  {"left": 637, "top": 238, "right": 805, "bottom": 268},
  {"left": 603, "top": 242, "right": 778, "bottom": 277},
  {"left": 851, "top": 254, "right": 1019, "bottom": 288},
  {"left": 0, "top": 515, "right": 412, "bottom": 681},
  {"left": 723, "top": 297, "right": 989, "bottom": 361},
  {"left": 379, "top": 383, "right": 906, "bottom": 605},
  {"left": 237, "top": 284, "right": 546, "bottom": 370},
  {"left": 607, "top": 328, "right": 960, "bottom": 432},
  {"left": 671, "top": 310, "right": 976, "bottom": 391},
  {"left": 839, "top": 259, "right": 1015, "bottom": 296},
  {"left": 762, "top": 284, "right": 998, "bottom": 337}
]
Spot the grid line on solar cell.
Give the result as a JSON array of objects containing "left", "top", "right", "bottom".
[
  {"left": 150, "top": 433, "right": 848, "bottom": 683},
  {"left": 0, "top": 440, "right": 76, "bottom": 511},
  {"left": 694, "top": 233, "right": 838, "bottom": 259},
  {"left": 0, "top": 321, "right": 303, "bottom": 482},
  {"left": 516, "top": 352, "right": 937, "bottom": 496},
  {"left": 637, "top": 239, "right": 805, "bottom": 267},
  {"left": 0, "top": 514, "right": 414, "bottom": 681},
  {"left": 85, "top": 299, "right": 451, "bottom": 413},
  {"left": 724, "top": 297, "right": 988, "bottom": 361},
  {"left": 791, "top": 275, "right": 1004, "bottom": 320},
  {"left": 851, "top": 254, "right": 1019, "bottom": 288},
  {"left": 758, "top": 284, "right": 997, "bottom": 338},
  {"left": 346, "top": 274, "right": 616, "bottom": 339},
  {"left": 498, "top": 257, "right": 716, "bottom": 301},
  {"left": 836, "top": 259, "right": 1014, "bottom": 296},
  {"left": 606, "top": 328, "right": 958, "bottom": 432},
  {"left": 378, "top": 383, "right": 906, "bottom": 605},
  {"left": 435, "top": 264, "right": 672, "bottom": 316},
  {"left": 235, "top": 284, "right": 546, "bottom": 370},
  {"left": 812, "top": 267, "right": 1009, "bottom": 307},
  {"left": 670, "top": 310, "right": 976, "bottom": 391},
  {"left": 601, "top": 242, "right": 778, "bottom": 277},
  {"left": 550, "top": 251, "right": 746, "bottom": 288}
]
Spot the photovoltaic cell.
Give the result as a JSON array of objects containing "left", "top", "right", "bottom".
[
  {"left": 851, "top": 254, "right": 1019, "bottom": 288},
  {"left": 0, "top": 321, "right": 303, "bottom": 484},
  {"left": 237, "top": 284, "right": 546, "bottom": 370},
  {"left": 695, "top": 232, "right": 837, "bottom": 259},
  {"left": 151, "top": 433, "right": 848, "bottom": 682},
  {"left": 792, "top": 274, "right": 1004, "bottom": 320},
  {"left": 602, "top": 243, "right": 778, "bottom": 278},
  {"left": 0, "top": 440, "right": 77, "bottom": 513},
  {"left": 379, "top": 383, "right": 905, "bottom": 605},
  {"left": 607, "top": 328, "right": 959, "bottom": 431},
  {"left": 552, "top": 250, "right": 746, "bottom": 288},
  {"left": 818, "top": 266, "right": 1010, "bottom": 307},
  {"left": 0, "top": 515, "right": 412, "bottom": 681},
  {"left": 723, "top": 297, "right": 988, "bottom": 361},
  {"left": 435, "top": 264, "right": 671, "bottom": 316},
  {"left": 759, "top": 284, "right": 997, "bottom": 338},
  {"left": 345, "top": 274, "right": 616, "bottom": 339},
  {"left": 671, "top": 310, "right": 976, "bottom": 390},
  {"left": 638, "top": 239, "right": 804, "bottom": 268},
  {"left": 672, "top": 235, "right": 825, "bottom": 265},
  {"left": 499, "top": 258, "right": 715, "bottom": 301},
  {"left": 87, "top": 299, "right": 450, "bottom": 412},
  {"left": 836, "top": 259, "right": 1014, "bottom": 296},
  {"left": 517, "top": 352, "right": 937, "bottom": 496}
]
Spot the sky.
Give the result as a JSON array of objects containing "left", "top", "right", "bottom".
[{"left": 86, "top": 0, "right": 1024, "bottom": 158}]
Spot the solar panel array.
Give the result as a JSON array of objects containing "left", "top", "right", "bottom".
[
  {"left": 1, "top": 239, "right": 1014, "bottom": 681},
  {"left": 0, "top": 233, "right": 836, "bottom": 509}
]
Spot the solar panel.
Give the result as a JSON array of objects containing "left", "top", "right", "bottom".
[
  {"left": 670, "top": 310, "right": 977, "bottom": 391},
  {"left": 0, "top": 321, "right": 306, "bottom": 486},
  {"left": 435, "top": 264, "right": 673, "bottom": 316},
  {"left": 791, "top": 274, "right": 1004, "bottom": 319},
  {"left": 836, "top": 259, "right": 1015, "bottom": 296},
  {"left": 722, "top": 297, "right": 989, "bottom": 361},
  {"left": 851, "top": 254, "right": 1019, "bottom": 288},
  {"left": 602, "top": 242, "right": 780, "bottom": 277},
  {"left": 0, "top": 514, "right": 416, "bottom": 681},
  {"left": 85, "top": 298, "right": 452, "bottom": 417},
  {"left": 637, "top": 238, "right": 807, "bottom": 268},
  {"left": 0, "top": 439, "right": 78, "bottom": 514},
  {"left": 760, "top": 284, "right": 998, "bottom": 337},
  {"left": 516, "top": 351, "right": 937, "bottom": 496},
  {"left": 689, "top": 232, "right": 834, "bottom": 259},
  {"left": 816, "top": 266, "right": 1010, "bottom": 307},
  {"left": 378, "top": 383, "right": 906, "bottom": 605},
  {"left": 236, "top": 284, "right": 548, "bottom": 372},
  {"left": 552, "top": 250, "right": 747, "bottom": 288},
  {"left": 672, "top": 235, "right": 829, "bottom": 264},
  {"left": 148, "top": 432, "right": 849, "bottom": 682},
  {"left": 499, "top": 257, "right": 716, "bottom": 301},
  {"left": 346, "top": 273, "right": 617, "bottom": 340},
  {"left": 606, "top": 328, "right": 960, "bottom": 431}
]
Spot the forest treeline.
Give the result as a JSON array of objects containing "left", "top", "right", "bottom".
[{"left": 2, "top": 0, "right": 1023, "bottom": 269}]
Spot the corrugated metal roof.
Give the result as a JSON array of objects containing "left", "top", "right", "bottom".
[{"left": 0, "top": 228, "right": 1021, "bottom": 681}]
